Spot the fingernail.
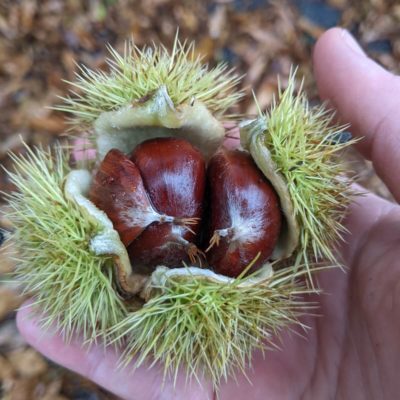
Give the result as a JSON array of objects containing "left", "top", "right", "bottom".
[{"left": 340, "top": 29, "right": 365, "bottom": 56}]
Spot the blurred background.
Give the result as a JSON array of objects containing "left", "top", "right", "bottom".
[{"left": 0, "top": 0, "right": 398, "bottom": 398}]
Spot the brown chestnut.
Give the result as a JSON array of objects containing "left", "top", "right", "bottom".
[
  {"left": 205, "top": 148, "right": 281, "bottom": 277},
  {"left": 128, "top": 137, "right": 206, "bottom": 270},
  {"left": 89, "top": 149, "right": 161, "bottom": 246}
]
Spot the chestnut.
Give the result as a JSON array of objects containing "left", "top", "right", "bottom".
[
  {"left": 205, "top": 148, "right": 281, "bottom": 277},
  {"left": 128, "top": 137, "right": 206, "bottom": 270},
  {"left": 89, "top": 149, "right": 160, "bottom": 246}
]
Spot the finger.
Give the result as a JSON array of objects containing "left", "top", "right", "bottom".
[
  {"left": 313, "top": 27, "right": 400, "bottom": 202},
  {"left": 17, "top": 303, "right": 212, "bottom": 400}
]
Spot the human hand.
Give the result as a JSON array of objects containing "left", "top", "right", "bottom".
[{"left": 17, "top": 28, "right": 400, "bottom": 399}]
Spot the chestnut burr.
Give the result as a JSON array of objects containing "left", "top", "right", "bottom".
[{"left": 206, "top": 148, "right": 282, "bottom": 277}]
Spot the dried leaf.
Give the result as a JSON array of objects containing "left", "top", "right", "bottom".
[{"left": 8, "top": 349, "right": 48, "bottom": 378}]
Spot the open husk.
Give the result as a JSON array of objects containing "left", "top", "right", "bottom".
[
  {"left": 64, "top": 166, "right": 309, "bottom": 386},
  {"left": 6, "top": 143, "right": 311, "bottom": 386},
  {"left": 5, "top": 39, "right": 356, "bottom": 387}
]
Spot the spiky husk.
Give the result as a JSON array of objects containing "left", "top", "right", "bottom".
[
  {"left": 109, "top": 267, "right": 314, "bottom": 387},
  {"left": 252, "top": 74, "right": 356, "bottom": 277},
  {"left": 55, "top": 37, "right": 243, "bottom": 126},
  {"left": 4, "top": 145, "right": 127, "bottom": 342},
  {"left": 4, "top": 33, "right": 354, "bottom": 385}
]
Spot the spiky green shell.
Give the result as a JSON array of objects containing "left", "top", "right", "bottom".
[
  {"left": 56, "top": 38, "right": 243, "bottom": 126},
  {"left": 110, "top": 266, "right": 313, "bottom": 386},
  {"left": 241, "top": 75, "right": 356, "bottom": 279},
  {"left": 3, "top": 148, "right": 316, "bottom": 386},
  {"left": 4, "top": 145, "right": 314, "bottom": 387},
  {"left": 4, "top": 146, "right": 126, "bottom": 341},
  {"left": 4, "top": 34, "right": 357, "bottom": 388}
]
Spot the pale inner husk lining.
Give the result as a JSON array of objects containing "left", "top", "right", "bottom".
[
  {"left": 94, "top": 86, "right": 225, "bottom": 161},
  {"left": 240, "top": 118, "right": 300, "bottom": 260}
]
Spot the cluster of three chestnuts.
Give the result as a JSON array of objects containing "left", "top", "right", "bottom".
[{"left": 89, "top": 137, "right": 282, "bottom": 278}]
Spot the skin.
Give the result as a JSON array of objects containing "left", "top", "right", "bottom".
[{"left": 17, "top": 28, "right": 400, "bottom": 399}]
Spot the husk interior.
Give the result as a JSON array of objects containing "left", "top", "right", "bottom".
[
  {"left": 94, "top": 86, "right": 225, "bottom": 161},
  {"left": 240, "top": 118, "right": 300, "bottom": 261}
]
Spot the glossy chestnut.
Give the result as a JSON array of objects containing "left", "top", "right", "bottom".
[
  {"left": 205, "top": 148, "right": 282, "bottom": 277},
  {"left": 128, "top": 137, "right": 206, "bottom": 270},
  {"left": 89, "top": 149, "right": 160, "bottom": 246}
]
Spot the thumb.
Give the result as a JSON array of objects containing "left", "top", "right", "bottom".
[{"left": 313, "top": 27, "right": 400, "bottom": 203}]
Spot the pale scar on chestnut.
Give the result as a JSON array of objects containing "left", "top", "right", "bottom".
[{"left": 90, "top": 138, "right": 282, "bottom": 278}]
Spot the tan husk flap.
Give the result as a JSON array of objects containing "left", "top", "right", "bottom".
[
  {"left": 94, "top": 85, "right": 225, "bottom": 161},
  {"left": 64, "top": 170, "right": 275, "bottom": 297},
  {"left": 64, "top": 170, "right": 147, "bottom": 295},
  {"left": 240, "top": 118, "right": 300, "bottom": 260},
  {"left": 141, "top": 264, "right": 274, "bottom": 301}
]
